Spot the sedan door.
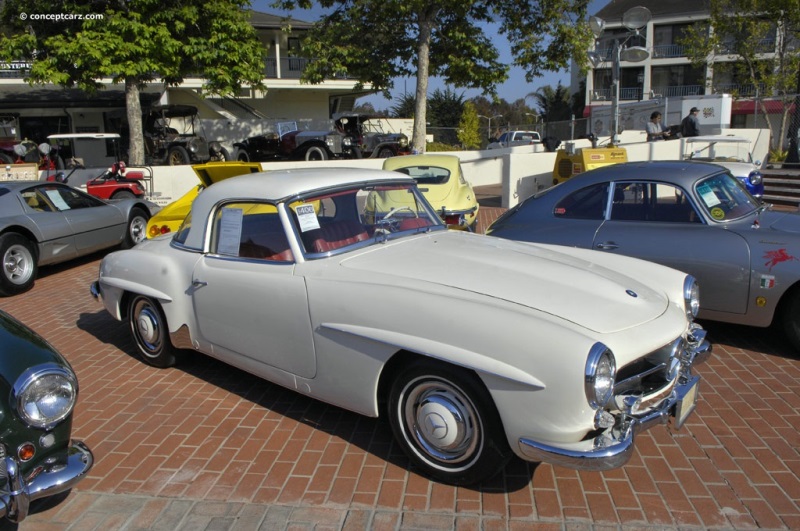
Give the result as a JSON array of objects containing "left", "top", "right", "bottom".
[
  {"left": 190, "top": 204, "right": 316, "bottom": 379},
  {"left": 38, "top": 184, "right": 126, "bottom": 253},
  {"left": 593, "top": 181, "right": 751, "bottom": 314}
]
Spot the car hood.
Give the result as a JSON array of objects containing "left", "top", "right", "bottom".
[
  {"left": 191, "top": 162, "right": 263, "bottom": 187},
  {"left": 339, "top": 233, "right": 668, "bottom": 334},
  {"left": 764, "top": 210, "right": 800, "bottom": 233}
]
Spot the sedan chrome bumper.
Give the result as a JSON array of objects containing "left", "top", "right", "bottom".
[
  {"left": 518, "top": 329, "right": 711, "bottom": 471},
  {"left": 0, "top": 440, "right": 94, "bottom": 522}
]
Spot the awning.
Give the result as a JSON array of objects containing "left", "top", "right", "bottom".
[{"left": 732, "top": 99, "right": 795, "bottom": 114}]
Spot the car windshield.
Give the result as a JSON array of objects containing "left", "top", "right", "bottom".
[
  {"left": 687, "top": 140, "right": 751, "bottom": 163},
  {"left": 694, "top": 172, "right": 758, "bottom": 221},
  {"left": 292, "top": 183, "right": 444, "bottom": 256},
  {"left": 390, "top": 165, "right": 450, "bottom": 185}
]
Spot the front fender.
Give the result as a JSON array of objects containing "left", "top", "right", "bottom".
[{"left": 319, "top": 322, "right": 545, "bottom": 390}]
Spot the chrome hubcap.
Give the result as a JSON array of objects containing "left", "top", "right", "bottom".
[
  {"left": 404, "top": 379, "right": 480, "bottom": 465},
  {"left": 3, "top": 245, "right": 33, "bottom": 285},
  {"left": 130, "top": 217, "right": 146, "bottom": 244},
  {"left": 133, "top": 301, "right": 162, "bottom": 356}
]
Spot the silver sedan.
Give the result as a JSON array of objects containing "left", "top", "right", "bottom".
[
  {"left": 1, "top": 180, "right": 157, "bottom": 296},
  {"left": 487, "top": 160, "right": 800, "bottom": 350}
]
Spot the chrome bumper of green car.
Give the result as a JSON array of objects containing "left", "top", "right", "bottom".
[{"left": 0, "top": 440, "right": 93, "bottom": 523}]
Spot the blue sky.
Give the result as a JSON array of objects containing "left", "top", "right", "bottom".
[{"left": 252, "top": 0, "right": 607, "bottom": 111}]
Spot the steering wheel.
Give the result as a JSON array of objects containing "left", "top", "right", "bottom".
[{"left": 382, "top": 206, "right": 417, "bottom": 220}]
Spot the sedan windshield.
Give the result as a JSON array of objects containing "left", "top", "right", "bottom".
[
  {"left": 292, "top": 183, "right": 444, "bottom": 256},
  {"left": 694, "top": 172, "right": 758, "bottom": 221}
]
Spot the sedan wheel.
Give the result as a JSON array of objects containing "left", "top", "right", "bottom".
[
  {"left": 388, "top": 360, "right": 510, "bottom": 485},
  {"left": 123, "top": 207, "right": 149, "bottom": 249},
  {"left": 0, "top": 233, "right": 37, "bottom": 296},
  {"left": 128, "top": 295, "right": 176, "bottom": 367}
]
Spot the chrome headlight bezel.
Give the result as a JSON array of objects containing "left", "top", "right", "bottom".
[
  {"left": 13, "top": 363, "right": 77, "bottom": 430},
  {"left": 683, "top": 275, "right": 700, "bottom": 319},
  {"left": 585, "top": 343, "right": 616, "bottom": 409},
  {"left": 748, "top": 170, "right": 762, "bottom": 186}
]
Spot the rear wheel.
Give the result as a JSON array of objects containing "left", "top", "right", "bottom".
[
  {"left": 0, "top": 233, "right": 37, "bottom": 296},
  {"left": 0, "top": 152, "right": 13, "bottom": 164},
  {"left": 236, "top": 149, "right": 250, "bottom": 162},
  {"left": 123, "top": 207, "right": 149, "bottom": 248},
  {"left": 112, "top": 190, "right": 136, "bottom": 200},
  {"left": 128, "top": 295, "right": 176, "bottom": 367},
  {"left": 378, "top": 147, "right": 395, "bottom": 158},
  {"left": 388, "top": 359, "right": 511, "bottom": 485}
]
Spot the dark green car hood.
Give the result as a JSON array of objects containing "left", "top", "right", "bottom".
[{"left": 0, "top": 310, "right": 71, "bottom": 387}]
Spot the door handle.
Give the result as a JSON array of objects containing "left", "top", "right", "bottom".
[
  {"left": 192, "top": 280, "right": 208, "bottom": 288},
  {"left": 595, "top": 242, "right": 619, "bottom": 250}
]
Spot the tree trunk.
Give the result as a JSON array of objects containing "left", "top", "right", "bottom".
[
  {"left": 411, "top": 10, "right": 435, "bottom": 154},
  {"left": 125, "top": 79, "right": 145, "bottom": 165}
]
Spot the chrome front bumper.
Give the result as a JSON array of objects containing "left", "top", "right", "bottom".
[
  {"left": 518, "top": 326, "right": 711, "bottom": 471},
  {"left": 0, "top": 440, "right": 94, "bottom": 522}
]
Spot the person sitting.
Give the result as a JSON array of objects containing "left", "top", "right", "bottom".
[
  {"left": 681, "top": 107, "right": 701, "bottom": 137},
  {"left": 646, "top": 112, "right": 670, "bottom": 141}
]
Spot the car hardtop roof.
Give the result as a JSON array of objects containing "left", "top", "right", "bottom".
[
  {"left": 0, "top": 180, "right": 41, "bottom": 190},
  {"left": 47, "top": 133, "right": 121, "bottom": 141},
  {"left": 565, "top": 160, "right": 729, "bottom": 186},
  {"left": 686, "top": 135, "right": 751, "bottom": 144},
  {"left": 194, "top": 167, "right": 415, "bottom": 205}
]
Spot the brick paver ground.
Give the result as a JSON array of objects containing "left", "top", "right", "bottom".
[{"left": 1, "top": 204, "right": 798, "bottom": 530}]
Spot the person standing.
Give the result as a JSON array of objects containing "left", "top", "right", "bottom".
[
  {"left": 646, "top": 111, "right": 670, "bottom": 141},
  {"left": 682, "top": 107, "right": 701, "bottom": 137}
]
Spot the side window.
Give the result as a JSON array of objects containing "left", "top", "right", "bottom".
[
  {"left": 553, "top": 183, "right": 608, "bottom": 220},
  {"left": 39, "top": 185, "right": 102, "bottom": 210},
  {"left": 610, "top": 182, "right": 700, "bottom": 223},
  {"left": 211, "top": 202, "right": 294, "bottom": 262},
  {"left": 20, "top": 187, "right": 54, "bottom": 212}
]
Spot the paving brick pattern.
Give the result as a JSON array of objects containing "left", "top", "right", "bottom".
[{"left": 1, "top": 205, "right": 799, "bottom": 530}]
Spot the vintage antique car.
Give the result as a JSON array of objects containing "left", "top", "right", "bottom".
[
  {"left": 0, "top": 180, "right": 158, "bottom": 296},
  {"left": 684, "top": 135, "right": 763, "bottom": 198},
  {"left": 144, "top": 105, "right": 229, "bottom": 166},
  {"left": 147, "top": 162, "right": 262, "bottom": 238},
  {"left": 380, "top": 154, "right": 479, "bottom": 229},
  {"left": 487, "top": 160, "right": 800, "bottom": 350},
  {"left": 334, "top": 113, "right": 410, "bottom": 158},
  {"left": 0, "top": 309, "right": 93, "bottom": 522},
  {"left": 234, "top": 120, "right": 361, "bottom": 162},
  {"left": 91, "top": 168, "right": 709, "bottom": 484}
]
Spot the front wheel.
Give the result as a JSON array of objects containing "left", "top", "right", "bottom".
[
  {"left": 167, "top": 146, "right": 190, "bottom": 166},
  {"left": 127, "top": 295, "right": 176, "bottom": 367},
  {"left": 388, "top": 360, "right": 511, "bottom": 485},
  {"left": 123, "top": 207, "right": 149, "bottom": 248},
  {"left": 303, "top": 145, "right": 328, "bottom": 161},
  {"left": 0, "top": 233, "right": 37, "bottom": 296},
  {"left": 781, "top": 290, "right": 800, "bottom": 352},
  {"left": 112, "top": 190, "right": 136, "bottom": 200},
  {"left": 377, "top": 147, "right": 395, "bottom": 158},
  {"left": 236, "top": 149, "right": 250, "bottom": 162}
]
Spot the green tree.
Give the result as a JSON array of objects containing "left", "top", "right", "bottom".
[
  {"left": 680, "top": 0, "right": 800, "bottom": 150},
  {"left": 0, "top": 0, "right": 266, "bottom": 164},
  {"left": 527, "top": 82, "right": 573, "bottom": 122},
  {"left": 390, "top": 92, "right": 417, "bottom": 118},
  {"left": 457, "top": 101, "right": 481, "bottom": 149},
  {"left": 273, "top": 0, "right": 594, "bottom": 152}
]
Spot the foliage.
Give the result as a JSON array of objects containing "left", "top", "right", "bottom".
[
  {"left": 769, "top": 147, "right": 788, "bottom": 163},
  {"left": 0, "top": 0, "right": 266, "bottom": 164},
  {"left": 427, "top": 88, "right": 465, "bottom": 145},
  {"left": 272, "top": 0, "right": 594, "bottom": 152},
  {"left": 680, "top": 0, "right": 800, "bottom": 149},
  {"left": 457, "top": 102, "right": 482, "bottom": 149},
  {"left": 390, "top": 93, "right": 416, "bottom": 118},
  {"left": 526, "top": 82, "right": 573, "bottom": 122},
  {"left": 425, "top": 141, "right": 461, "bottom": 152}
]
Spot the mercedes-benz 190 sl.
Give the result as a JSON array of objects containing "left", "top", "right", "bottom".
[{"left": 91, "top": 168, "right": 710, "bottom": 485}]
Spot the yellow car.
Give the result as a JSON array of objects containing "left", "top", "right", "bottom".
[
  {"left": 147, "top": 162, "right": 263, "bottom": 238},
  {"left": 380, "top": 154, "right": 479, "bottom": 230}
]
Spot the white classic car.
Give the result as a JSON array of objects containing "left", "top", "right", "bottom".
[{"left": 91, "top": 168, "right": 710, "bottom": 485}]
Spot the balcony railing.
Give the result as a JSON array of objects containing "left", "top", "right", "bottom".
[
  {"left": 652, "top": 44, "right": 686, "bottom": 58},
  {"left": 718, "top": 38, "right": 776, "bottom": 55},
  {"left": 592, "top": 85, "right": 706, "bottom": 101},
  {"left": 711, "top": 83, "right": 766, "bottom": 97}
]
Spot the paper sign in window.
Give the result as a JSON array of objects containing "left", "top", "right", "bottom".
[
  {"left": 217, "top": 208, "right": 243, "bottom": 256},
  {"left": 294, "top": 204, "right": 320, "bottom": 232},
  {"left": 45, "top": 189, "right": 70, "bottom": 210},
  {"left": 696, "top": 184, "right": 721, "bottom": 207}
]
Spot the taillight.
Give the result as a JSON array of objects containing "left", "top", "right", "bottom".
[
  {"left": 148, "top": 225, "right": 171, "bottom": 237},
  {"left": 444, "top": 214, "right": 463, "bottom": 226}
]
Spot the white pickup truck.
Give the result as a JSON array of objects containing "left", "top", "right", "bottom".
[{"left": 487, "top": 130, "right": 542, "bottom": 149}]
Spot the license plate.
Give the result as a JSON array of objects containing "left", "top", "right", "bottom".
[{"left": 673, "top": 376, "right": 700, "bottom": 429}]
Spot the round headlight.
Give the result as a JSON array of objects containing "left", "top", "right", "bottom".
[
  {"left": 14, "top": 364, "right": 77, "bottom": 430},
  {"left": 684, "top": 276, "right": 700, "bottom": 319},
  {"left": 399, "top": 137, "right": 408, "bottom": 147},
  {"left": 585, "top": 343, "right": 616, "bottom": 409},
  {"left": 188, "top": 139, "right": 200, "bottom": 153},
  {"left": 748, "top": 171, "right": 762, "bottom": 186}
]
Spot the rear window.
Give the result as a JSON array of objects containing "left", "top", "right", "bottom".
[{"left": 392, "top": 165, "right": 450, "bottom": 185}]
